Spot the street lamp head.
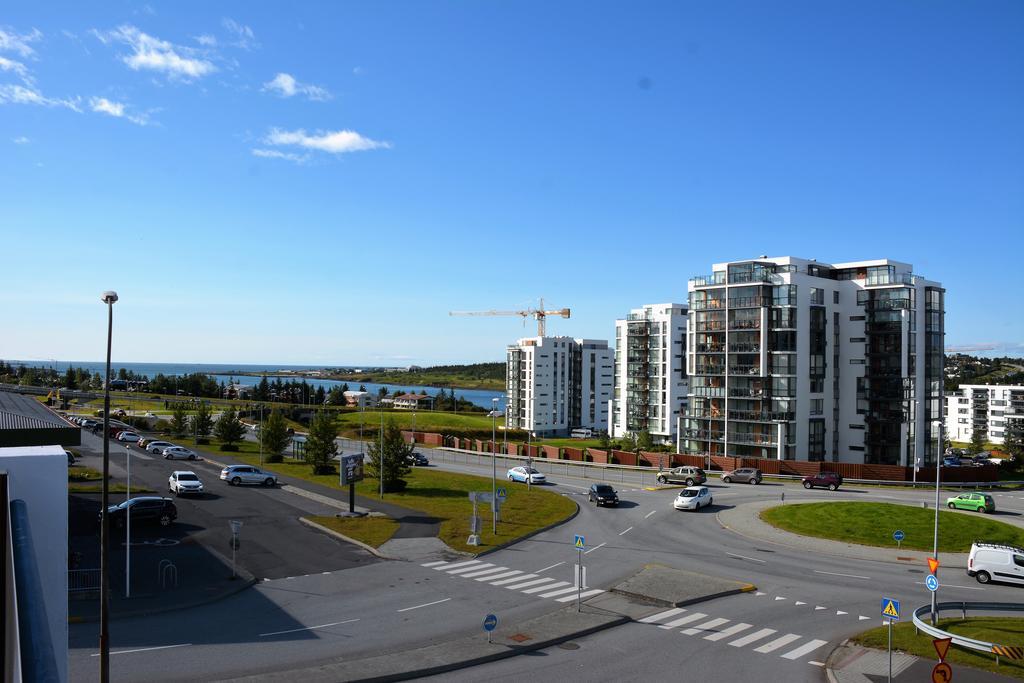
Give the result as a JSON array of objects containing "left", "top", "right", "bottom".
[{"left": 101, "top": 290, "right": 119, "bottom": 304}]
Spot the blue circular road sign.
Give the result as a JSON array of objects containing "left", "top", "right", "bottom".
[
  {"left": 925, "top": 574, "right": 939, "bottom": 592},
  {"left": 483, "top": 614, "right": 498, "bottom": 632},
  {"left": 893, "top": 530, "right": 905, "bottom": 541}
]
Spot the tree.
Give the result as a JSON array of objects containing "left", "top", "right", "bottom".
[
  {"left": 315, "top": 385, "right": 326, "bottom": 405},
  {"left": 365, "top": 419, "right": 413, "bottom": 492},
  {"left": 598, "top": 431, "right": 610, "bottom": 449},
  {"left": 305, "top": 410, "right": 339, "bottom": 474},
  {"left": 214, "top": 407, "right": 246, "bottom": 450},
  {"left": 191, "top": 401, "right": 214, "bottom": 440},
  {"left": 256, "top": 375, "right": 270, "bottom": 401},
  {"left": 968, "top": 427, "right": 987, "bottom": 455},
  {"left": 327, "top": 386, "right": 344, "bottom": 406},
  {"left": 260, "top": 409, "right": 290, "bottom": 463},
  {"left": 170, "top": 404, "right": 189, "bottom": 438},
  {"left": 636, "top": 430, "right": 654, "bottom": 452}
]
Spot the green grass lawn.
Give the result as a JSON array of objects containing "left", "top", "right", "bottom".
[
  {"left": 855, "top": 618, "right": 1024, "bottom": 679},
  {"left": 305, "top": 515, "right": 400, "bottom": 548},
  {"left": 760, "top": 502, "right": 1024, "bottom": 552},
  {"left": 69, "top": 465, "right": 103, "bottom": 482},
  {"left": 332, "top": 409, "right": 523, "bottom": 441},
  {"left": 69, "top": 483, "right": 153, "bottom": 493}
]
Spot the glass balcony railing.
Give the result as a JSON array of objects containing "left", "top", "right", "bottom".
[
  {"left": 728, "top": 342, "right": 760, "bottom": 353},
  {"left": 727, "top": 296, "right": 766, "bottom": 308},
  {"left": 694, "top": 366, "right": 725, "bottom": 375},
  {"left": 728, "top": 320, "right": 761, "bottom": 330},
  {"left": 728, "top": 365, "right": 762, "bottom": 376},
  {"left": 729, "top": 433, "right": 777, "bottom": 447},
  {"left": 728, "top": 410, "right": 794, "bottom": 422},
  {"left": 689, "top": 272, "right": 726, "bottom": 287},
  {"left": 696, "top": 344, "right": 725, "bottom": 353}
]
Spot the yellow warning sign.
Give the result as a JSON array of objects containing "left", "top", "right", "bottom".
[{"left": 882, "top": 599, "right": 901, "bottom": 619}]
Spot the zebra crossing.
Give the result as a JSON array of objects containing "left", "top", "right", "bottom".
[
  {"left": 421, "top": 559, "right": 604, "bottom": 603},
  {"left": 639, "top": 607, "right": 829, "bottom": 666}
]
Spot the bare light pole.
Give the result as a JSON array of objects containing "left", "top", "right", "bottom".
[
  {"left": 931, "top": 419, "right": 943, "bottom": 625},
  {"left": 491, "top": 397, "right": 498, "bottom": 534},
  {"left": 125, "top": 443, "right": 131, "bottom": 599},
  {"left": 379, "top": 405, "right": 385, "bottom": 499},
  {"left": 99, "top": 290, "right": 118, "bottom": 682}
]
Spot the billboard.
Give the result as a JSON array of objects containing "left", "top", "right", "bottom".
[{"left": 340, "top": 453, "right": 364, "bottom": 486}]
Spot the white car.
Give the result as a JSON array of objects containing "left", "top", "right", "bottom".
[
  {"left": 507, "top": 466, "right": 545, "bottom": 484},
  {"left": 163, "top": 446, "right": 197, "bottom": 461},
  {"left": 673, "top": 486, "right": 713, "bottom": 511},
  {"left": 116, "top": 431, "right": 140, "bottom": 442},
  {"left": 168, "top": 470, "right": 204, "bottom": 496},
  {"left": 220, "top": 465, "right": 278, "bottom": 486},
  {"left": 146, "top": 441, "right": 175, "bottom": 454}
]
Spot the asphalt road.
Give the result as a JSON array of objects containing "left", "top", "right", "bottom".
[{"left": 68, "top": 438, "right": 1024, "bottom": 682}]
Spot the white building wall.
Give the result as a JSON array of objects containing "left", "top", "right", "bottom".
[{"left": 946, "top": 384, "right": 1024, "bottom": 445}]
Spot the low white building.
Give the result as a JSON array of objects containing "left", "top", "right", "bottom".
[
  {"left": 506, "top": 336, "right": 613, "bottom": 437},
  {"left": 946, "top": 384, "right": 1024, "bottom": 445},
  {"left": 393, "top": 393, "right": 434, "bottom": 410},
  {"left": 343, "top": 391, "right": 377, "bottom": 408},
  {"left": 610, "top": 303, "right": 689, "bottom": 444}
]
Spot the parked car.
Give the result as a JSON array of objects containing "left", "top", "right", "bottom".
[
  {"left": 588, "top": 483, "right": 619, "bottom": 506},
  {"left": 220, "top": 465, "right": 278, "bottom": 486},
  {"left": 673, "top": 486, "right": 713, "bottom": 511},
  {"left": 656, "top": 466, "right": 707, "bottom": 486},
  {"left": 145, "top": 441, "right": 175, "bottom": 454},
  {"left": 968, "top": 542, "right": 1024, "bottom": 585},
  {"left": 101, "top": 497, "right": 177, "bottom": 529},
  {"left": 116, "top": 431, "right": 140, "bottom": 442},
  {"left": 168, "top": 471, "right": 204, "bottom": 496},
  {"left": 506, "top": 466, "right": 545, "bottom": 484},
  {"left": 162, "top": 446, "right": 197, "bottom": 461},
  {"left": 722, "top": 467, "right": 762, "bottom": 485},
  {"left": 802, "top": 471, "right": 843, "bottom": 491},
  {"left": 409, "top": 452, "right": 430, "bottom": 466},
  {"left": 138, "top": 437, "right": 155, "bottom": 448},
  {"left": 947, "top": 492, "right": 995, "bottom": 513},
  {"left": 943, "top": 456, "right": 962, "bottom": 468}
]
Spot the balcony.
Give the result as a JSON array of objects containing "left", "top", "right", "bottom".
[
  {"left": 694, "top": 365, "right": 725, "bottom": 376},
  {"left": 728, "top": 410, "right": 795, "bottom": 422},
  {"left": 696, "top": 344, "right": 725, "bottom": 353},
  {"left": 728, "top": 365, "right": 762, "bottom": 376},
  {"left": 691, "top": 387, "right": 726, "bottom": 398},
  {"left": 694, "top": 321, "right": 726, "bottom": 332},
  {"left": 683, "top": 429, "right": 724, "bottom": 442},
  {"left": 727, "top": 296, "right": 766, "bottom": 308},
  {"left": 690, "top": 299, "right": 726, "bottom": 311},
  {"left": 690, "top": 272, "right": 726, "bottom": 287},
  {"left": 729, "top": 388, "right": 766, "bottom": 398},
  {"left": 729, "top": 433, "right": 777, "bottom": 447},
  {"left": 728, "top": 320, "right": 761, "bottom": 331},
  {"left": 728, "top": 342, "right": 760, "bottom": 353}
]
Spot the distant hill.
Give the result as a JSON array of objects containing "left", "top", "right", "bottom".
[
  {"left": 945, "top": 353, "right": 1024, "bottom": 391},
  {"left": 328, "top": 362, "right": 505, "bottom": 391}
]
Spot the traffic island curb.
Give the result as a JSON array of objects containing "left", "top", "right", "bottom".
[
  {"left": 299, "top": 517, "right": 397, "bottom": 560},
  {"left": 477, "top": 498, "right": 580, "bottom": 557}
]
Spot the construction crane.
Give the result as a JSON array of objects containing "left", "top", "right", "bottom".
[{"left": 450, "top": 298, "right": 571, "bottom": 337}]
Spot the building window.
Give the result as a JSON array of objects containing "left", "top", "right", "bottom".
[
  {"left": 810, "top": 287, "right": 824, "bottom": 305},
  {"left": 850, "top": 315, "right": 865, "bottom": 321},
  {"left": 810, "top": 399, "right": 824, "bottom": 415},
  {"left": 833, "top": 291, "right": 840, "bottom": 304},
  {"left": 850, "top": 359, "right": 866, "bottom": 365},
  {"left": 849, "top": 424, "right": 865, "bottom": 430},
  {"left": 849, "top": 445, "right": 865, "bottom": 451},
  {"left": 849, "top": 337, "right": 866, "bottom": 342}
]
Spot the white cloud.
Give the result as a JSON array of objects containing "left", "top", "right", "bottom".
[
  {"left": 0, "top": 84, "right": 80, "bottom": 111},
  {"left": 12, "top": 136, "right": 30, "bottom": 144},
  {"left": 263, "top": 127, "right": 391, "bottom": 155},
  {"left": 89, "top": 95, "right": 151, "bottom": 125},
  {"left": 262, "top": 72, "right": 331, "bottom": 101},
  {"left": 222, "top": 18, "right": 257, "bottom": 50},
  {"left": 195, "top": 34, "right": 217, "bottom": 47},
  {"left": 251, "top": 148, "right": 308, "bottom": 163},
  {"left": 0, "top": 55, "right": 28, "bottom": 81},
  {"left": 0, "top": 27, "right": 42, "bottom": 58},
  {"left": 96, "top": 25, "right": 215, "bottom": 80}
]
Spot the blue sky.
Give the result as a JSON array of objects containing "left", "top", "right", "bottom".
[{"left": 2, "top": 1, "right": 1022, "bottom": 366}]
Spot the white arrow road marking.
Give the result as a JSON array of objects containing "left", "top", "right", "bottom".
[
  {"left": 859, "top": 616, "right": 871, "bottom": 620},
  {"left": 795, "top": 601, "right": 806, "bottom": 606},
  {"left": 815, "top": 606, "right": 826, "bottom": 610},
  {"left": 774, "top": 596, "right": 787, "bottom": 601},
  {"left": 836, "top": 611, "right": 848, "bottom": 616}
]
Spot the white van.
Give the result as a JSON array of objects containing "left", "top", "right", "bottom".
[
  {"left": 571, "top": 428, "right": 593, "bottom": 439},
  {"left": 967, "top": 542, "right": 1024, "bottom": 585}
]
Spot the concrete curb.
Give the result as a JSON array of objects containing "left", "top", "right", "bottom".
[
  {"left": 298, "top": 517, "right": 396, "bottom": 560},
  {"left": 610, "top": 582, "right": 757, "bottom": 608},
  {"left": 477, "top": 498, "right": 581, "bottom": 558},
  {"left": 824, "top": 638, "right": 849, "bottom": 683}
]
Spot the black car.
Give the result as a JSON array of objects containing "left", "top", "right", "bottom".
[
  {"left": 588, "top": 483, "right": 619, "bottom": 507},
  {"left": 101, "top": 497, "right": 177, "bottom": 529},
  {"left": 409, "top": 452, "right": 429, "bottom": 466}
]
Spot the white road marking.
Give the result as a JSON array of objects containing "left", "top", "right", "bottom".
[
  {"left": 644, "top": 510, "right": 656, "bottom": 519},
  {"left": 815, "top": 606, "right": 826, "bottom": 610},
  {"left": 659, "top": 612, "right": 707, "bottom": 630},
  {"left": 92, "top": 643, "right": 191, "bottom": 657},
  {"left": 435, "top": 560, "right": 480, "bottom": 572},
  {"left": 397, "top": 598, "right": 451, "bottom": 612},
  {"left": 836, "top": 611, "right": 848, "bottom": 616},
  {"left": 754, "top": 633, "right": 802, "bottom": 653},
  {"left": 460, "top": 566, "right": 510, "bottom": 579},
  {"left": 538, "top": 585, "right": 581, "bottom": 598},
  {"left": 535, "top": 561, "right": 565, "bottom": 574},
  {"left": 522, "top": 580, "right": 570, "bottom": 595},
  {"left": 555, "top": 588, "right": 603, "bottom": 602},
  {"left": 915, "top": 581, "right": 984, "bottom": 591},
  {"left": 260, "top": 619, "right": 359, "bottom": 637},
  {"left": 638, "top": 608, "right": 685, "bottom": 624},
  {"left": 584, "top": 542, "right": 606, "bottom": 555},
  {"left": 491, "top": 573, "right": 537, "bottom": 586},
  {"left": 809, "top": 661, "right": 825, "bottom": 667},
  {"left": 727, "top": 552, "right": 766, "bottom": 564},
  {"left": 815, "top": 570, "right": 870, "bottom": 580},
  {"left": 619, "top": 526, "right": 633, "bottom": 535},
  {"left": 755, "top": 591, "right": 766, "bottom": 596},
  {"left": 446, "top": 562, "right": 494, "bottom": 575},
  {"left": 774, "top": 596, "right": 787, "bottom": 601},
  {"left": 859, "top": 616, "right": 871, "bottom": 621},
  {"left": 781, "top": 639, "right": 828, "bottom": 660},
  {"left": 704, "top": 623, "right": 752, "bottom": 642},
  {"left": 421, "top": 561, "right": 447, "bottom": 568},
  {"left": 682, "top": 617, "right": 730, "bottom": 636},
  {"left": 794, "top": 601, "right": 806, "bottom": 606},
  {"left": 729, "top": 628, "right": 777, "bottom": 647},
  {"left": 479, "top": 570, "right": 522, "bottom": 582},
  {"left": 504, "top": 577, "right": 555, "bottom": 590}
]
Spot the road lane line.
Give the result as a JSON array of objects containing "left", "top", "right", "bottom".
[
  {"left": 260, "top": 619, "right": 359, "bottom": 637},
  {"left": 460, "top": 566, "right": 510, "bottom": 579},
  {"left": 535, "top": 561, "right": 565, "bottom": 574},
  {"left": 814, "top": 570, "right": 870, "bottom": 580},
  {"left": 726, "top": 552, "right": 766, "bottom": 564},
  {"left": 446, "top": 563, "right": 495, "bottom": 575},
  {"left": 538, "top": 585, "right": 580, "bottom": 598},
  {"left": 644, "top": 510, "right": 656, "bottom": 519},
  {"left": 421, "top": 561, "right": 447, "bottom": 568},
  {"left": 754, "top": 633, "right": 802, "bottom": 654},
  {"left": 704, "top": 623, "right": 752, "bottom": 642},
  {"left": 555, "top": 588, "right": 603, "bottom": 602},
  {"left": 397, "top": 598, "right": 451, "bottom": 612},
  {"left": 91, "top": 644, "right": 191, "bottom": 657},
  {"left": 781, "top": 639, "right": 828, "bottom": 660},
  {"left": 490, "top": 573, "right": 537, "bottom": 586},
  {"left": 434, "top": 560, "right": 481, "bottom": 572},
  {"left": 729, "top": 628, "right": 777, "bottom": 647},
  {"left": 619, "top": 527, "right": 633, "bottom": 535},
  {"left": 638, "top": 608, "right": 685, "bottom": 624},
  {"left": 584, "top": 542, "right": 606, "bottom": 555},
  {"left": 504, "top": 577, "right": 555, "bottom": 590},
  {"left": 478, "top": 570, "right": 522, "bottom": 582},
  {"left": 682, "top": 617, "right": 730, "bottom": 636},
  {"left": 659, "top": 612, "right": 707, "bottom": 629},
  {"left": 915, "top": 582, "right": 984, "bottom": 591}
]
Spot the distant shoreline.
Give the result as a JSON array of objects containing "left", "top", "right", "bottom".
[{"left": 226, "top": 370, "right": 501, "bottom": 392}]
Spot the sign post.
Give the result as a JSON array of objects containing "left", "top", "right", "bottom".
[
  {"left": 229, "top": 519, "right": 243, "bottom": 579},
  {"left": 932, "top": 637, "right": 953, "bottom": 683},
  {"left": 881, "top": 597, "right": 901, "bottom": 683},
  {"left": 495, "top": 487, "right": 507, "bottom": 524},
  {"left": 926, "top": 574, "right": 939, "bottom": 592},
  {"left": 483, "top": 613, "right": 498, "bottom": 644},
  {"left": 468, "top": 492, "right": 493, "bottom": 546},
  {"left": 893, "top": 529, "right": 905, "bottom": 550},
  {"left": 340, "top": 453, "right": 364, "bottom": 514},
  {"left": 574, "top": 534, "right": 585, "bottom": 612},
  {"left": 526, "top": 456, "right": 533, "bottom": 492}
]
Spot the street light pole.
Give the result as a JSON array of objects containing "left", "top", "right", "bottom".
[
  {"left": 380, "top": 405, "right": 385, "bottom": 500},
  {"left": 125, "top": 444, "right": 131, "bottom": 599},
  {"left": 99, "top": 290, "right": 118, "bottom": 683},
  {"left": 491, "top": 398, "right": 498, "bottom": 534},
  {"left": 932, "top": 420, "right": 942, "bottom": 625}
]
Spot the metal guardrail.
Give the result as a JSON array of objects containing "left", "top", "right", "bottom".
[
  {"left": 68, "top": 568, "right": 101, "bottom": 593},
  {"left": 912, "top": 602, "right": 1024, "bottom": 662}
]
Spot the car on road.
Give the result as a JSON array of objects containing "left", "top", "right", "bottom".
[
  {"left": 220, "top": 465, "right": 278, "bottom": 486},
  {"left": 409, "top": 452, "right": 429, "bottom": 466},
  {"left": 802, "top": 471, "right": 843, "bottom": 491},
  {"left": 162, "top": 446, "right": 197, "bottom": 460},
  {"left": 947, "top": 492, "right": 995, "bottom": 513},
  {"left": 967, "top": 542, "right": 1024, "bottom": 585},
  {"left": 102, "top": 497, "right": 177, "bottom": 529},
  {"left": 168, "top": 470, "right": 204, "bottom": 496},
  {"left": 673, "top": 486, "right": 713, "bottom": 511},
  {"left": 588, "top": 483, "right": 619, "bottom": 506},
  {"left": 721, "top": 467, "right": 762, "bottom": 485},
  {"left": 138, "top": 437, "right": 156, "bottom": 448},
  {"left": 507, "top": 466, "right": 545, "bottom": 484},
  {"left": 943, "top": 456, "right": 962, "bottom": 467},
  {"left": 145, "top": 441, "right": 175, "bottom": 454},
  {"left": 116, "top": 431, "right": 141, "bottom": 442},
  {"left": 656, "top": 466, "right": 707, "bottom": 486}
]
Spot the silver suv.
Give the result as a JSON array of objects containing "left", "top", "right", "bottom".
[
  {"left": 220, "top": 465, "right": 278, "bottom": 487},
  {"left": 656, "top": 466, "right": 707, "bottom": 486}
]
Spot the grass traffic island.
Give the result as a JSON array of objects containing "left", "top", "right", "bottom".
[
  {"left": 67, "top": 465, "right": 153, "bottom": 493},
  {"left": 305, "top": 515, "right": 400, "bottom": 549},
  {"left": 760, "top": 502, "right": 1024, "bottom": 553},
  {"left": 854, "top": 618, "right": 1024, "bottom": 679}
]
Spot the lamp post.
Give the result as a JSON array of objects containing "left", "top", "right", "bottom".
[
  {"left": 359, "top": 403, "right": 365, "bottom": 454},
  {"left": 259, "top": 404, "right": 264, "bottom": 468},
  {"left": 99, "top": 290, "right": 118, "bottom": 682},
  {"left": 774, "top": 420, "right": 787, "bottom": 461},
  {"left": 931, "top": 419, "right": 943, "bottom": 625},
  {"left": 491, "top": 397, "right": 498, "bottom": 534},
  {"left": 125, "top": 444, "right": 131, "bottom": 599},
  {"left": 379, "top": 405, "right": 385, "bottom": 499},
  {"left": 503, "top": 402, "right": 508, "bottom": 467}
]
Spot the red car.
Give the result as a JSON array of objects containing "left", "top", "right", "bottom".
[{"left": 802, "top": 471, "right": 843, "bottom": 491}]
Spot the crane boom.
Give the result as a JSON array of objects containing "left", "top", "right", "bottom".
[{"left": 449, "top": 298, "right": 570, "bottom": 336}]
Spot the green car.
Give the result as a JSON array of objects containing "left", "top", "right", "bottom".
[{"left": 946, "top": 492, "right": 996, "bottom": 513}]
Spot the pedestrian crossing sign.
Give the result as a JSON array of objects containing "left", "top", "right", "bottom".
[
  {"left": 574, "top": 535, "right": 585, "bottom": 550},
  {"left": 881, "top": 597, "right": 900, "bottom": 620}
]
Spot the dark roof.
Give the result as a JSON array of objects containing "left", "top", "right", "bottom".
[{"left": 0, "top": 390, "right": 80, "bottom": 447}]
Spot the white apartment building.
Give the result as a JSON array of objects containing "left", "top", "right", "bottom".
[
  {"left": 684, "top": 256, "right": 944, "bottom": 466},
  {"left": 610, "top": 303, "right": 689, "bottom": 443},
  {"left": 506, "top": 336, "right": 614, "bottom": 437},
  {"left": 946, "top": 384, "right": 1024, "bottom": 445}
]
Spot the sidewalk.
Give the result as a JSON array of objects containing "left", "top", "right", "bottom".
[{"left": 827, "top": 641, "right": 1019, "bottom": 682}]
